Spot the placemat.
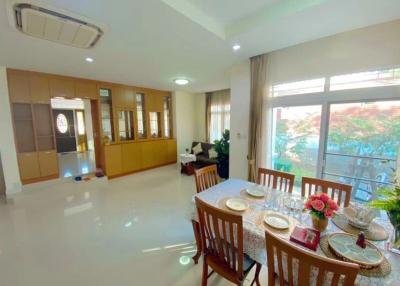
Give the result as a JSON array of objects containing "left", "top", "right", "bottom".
[
  {"left": 216, "top": 197, "right": 249, "bottom": 215},
  {"left": 332, "top": 214, "right": 389, "bottom": 241},
  {"left": 320, "top": 235, "right": 391, "bottom": 277},
  {"left": 255, "top": 211, "right": 299, "bottom": 239},
  {"left": 240, "top": 189, "right": 265, "bottom": 200}
]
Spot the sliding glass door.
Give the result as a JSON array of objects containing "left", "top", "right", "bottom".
[
  {"left": 272, "top": 105, "right": 322, "bottom": 186},
  {"left": 323, "top": 101, "right": 400, "bottom": 202}
]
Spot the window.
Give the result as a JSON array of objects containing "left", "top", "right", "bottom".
[
  {"left": 330, "top": 67, "right": 400, "bottom": 91},
  {"left": 56, "top": 113, "right": 68, "bottom": 134},
  {"left": 208, "top": 89, "right": 230, "bottom": 142},
  {"left": 136, "top": 93, "right": 146, "bottom": 139},
  {"left": 149, "top": 112, "right": 161, "bottom": 138},
  {"left": 118, "top": 110, "right": 134, "bottom": 141},
  {"left": 100, "top": 88, "right": 115, "bottom": 142},
  {"left": 163, "top": 96, "right": 172, "bottom": 138},
  {"left": 272, "top": 78, "right": 325, "bottom": 97},
  {"left": 76, "top": 111, "right": 85, "bottom": 135}
]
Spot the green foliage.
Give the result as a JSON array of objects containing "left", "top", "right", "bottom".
[
  {"left": 214, "top": 129, "right": 230, "bottom": 160},
  {"left": 370, "top": 184, "right": 400, "bottom": 247}
]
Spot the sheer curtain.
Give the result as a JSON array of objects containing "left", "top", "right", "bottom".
[
  {"left": 248, "top": 54, "right": 269, "bottom": 182},
  {"left": 207, "top": 89, "right": 230, "bottom": 142}
]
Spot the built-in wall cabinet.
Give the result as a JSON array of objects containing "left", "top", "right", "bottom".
[{"left": 7, "top": 69, "right": 176, "bottom": 184}]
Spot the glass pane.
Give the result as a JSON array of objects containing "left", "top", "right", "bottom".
[
  {"left": 210, "top": 104, "right": 230, "bottom": 142},
  {"left": 76, "top": 111, "right": 85, "bottom": 135},
  {"left": 136, "top": 93, "right": 146, "bottom": 139},
  {"left": 272, "top": 105, "right": 322, "bottom": 187},
  {"left": 272, "top": 78, "right": 325, "bottom": 97},
  {"left": 163, "top": 96, "right": 171, "bottom": 138},
  {"left": 330, "top": 67, "right": 400, "bottom": 91},
  {"left": 100, "top": 88, "right": 114, "bottom": 142},
  {"left": 149, "top": 112, "right": 161, "bottom": 138},
  {"left": 118, "top": 110, "right": 134, "bottom": 141},
  {"left": 324, "top": 101, "right": 400, "bottom": 202}
]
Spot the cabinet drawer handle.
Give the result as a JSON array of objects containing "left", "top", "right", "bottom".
[{"left": 45, "top": 151, "right": 52, "bottom": 154}]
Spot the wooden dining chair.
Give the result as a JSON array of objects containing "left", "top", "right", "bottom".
[
  {"left": 195, "top": 197, "right": 261, "bottom": 286},
  {"left": 265, "top": 228, "right": 359, "bottom": 286},
  {"left": 192, "top": 164, "right": 219, "bottom": 264},
  {"left": 301, "top": 177, "right": 352, "bottom": 207},
  {"left": 194, "top": 164, "right": 219, "bottom": 193},
  {"left": 258, "top": 168, "right": 295, "bottom": 193}
]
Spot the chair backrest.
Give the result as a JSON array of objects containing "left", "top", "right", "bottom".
[
  {"left": 195, "top": 197, "right": 244, "bottom": 280},
  {"left": 301, "top": 177, "right": 352, "bottom": 207},
  {"left": 194, "top": 164, "right": 218, "bottom": 193},
  {"left": 265, "top": 228, "right": 359, "bottom": 286},
  {"left": 258, "top": 168, "right": 295, "bottom": 193}
]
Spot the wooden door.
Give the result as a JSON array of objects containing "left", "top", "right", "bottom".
[
  {"left": 104, "top": 145, "right": 122, "bottom": 176},
  {"left": 38, "top": 150, "right": 58, "bottom": 176},
  {"left": 18, "top": 153, "right": 40, "bottom": 180},
  {"left": 122, "top": 143, "right": 142, "bottom": 172},
  {"left": 53, "top": 109, "right": 77, "bottom": 153}
]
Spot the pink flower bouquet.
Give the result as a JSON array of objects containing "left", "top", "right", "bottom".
[{"left": 305, "top": 192, "right": 339, "bottom": 219}]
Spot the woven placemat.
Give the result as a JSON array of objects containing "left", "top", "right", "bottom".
[
  {"left": 332, "top": 214, "right": 388, "bottom": 241},
  {"left": 320, "top": 235, "right": 391, "bottom": 277},
  {"left": 240, "top": 189, "right": 265, "bottom": 200},
  {"left": 255, "top": 211, "right": 299, "bottom": 239},
  {"left": 216, "top": 197, "right": 249, "bottom": 215}
]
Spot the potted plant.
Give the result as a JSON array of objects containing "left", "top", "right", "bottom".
[
  {"left": 305, "top": 192, "right": 339, "bottom": 232},
  {"left": 214, "top": 129, "right": 230, "bottom": 179},
  {"left": 370, "top": 184, "right": 400, "bottom": 248}
]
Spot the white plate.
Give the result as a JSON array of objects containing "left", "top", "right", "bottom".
[
  {"left": 226, "top": 198, "right": 249, "bottom": 212},
  {"left": 246, "top": 186, "right": 265, "bottom": 198},
  {"left": 264, "top": 212, "right": 290, "bottom": 230}
]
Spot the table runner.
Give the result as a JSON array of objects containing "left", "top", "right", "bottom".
[{"left": 192, "top": 178, "right": 400, "bottom": 286}]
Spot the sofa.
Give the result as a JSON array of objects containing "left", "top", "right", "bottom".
[{"left": 191, "top": 141, "right": 218, "bottom": 169}]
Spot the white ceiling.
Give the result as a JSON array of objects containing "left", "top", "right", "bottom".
[{"left": 0, "top": 0, "right": 400, "bottom": 93}]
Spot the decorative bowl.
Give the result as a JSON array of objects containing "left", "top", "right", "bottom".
[{"left": 343, "top": 204, "right": 378, "bottom": 230}]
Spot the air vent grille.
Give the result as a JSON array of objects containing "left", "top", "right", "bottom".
[{"left": 14, "top": 3, "right": 103, "bottom": 49}]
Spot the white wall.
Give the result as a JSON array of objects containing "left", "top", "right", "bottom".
[
  {"left": 229, "top": 60, "right": 250, "bottom": 180},
  {"left": 0, "top": 66, "right": 21, "bottom": 194},
  {"left": 173, "top": 91, "right": 206, "bottom": 157},
  {"left": 268, "top": 19, "right": 400, "bottom": 85}
]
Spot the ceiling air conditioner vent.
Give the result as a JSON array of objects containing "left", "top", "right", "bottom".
[{"left": 13, "top": 3, "right": 103, "bottom": 49}]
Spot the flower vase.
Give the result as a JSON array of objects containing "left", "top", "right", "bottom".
[{"left": 312, "top": 215, "right": 328, "bottom": 232}]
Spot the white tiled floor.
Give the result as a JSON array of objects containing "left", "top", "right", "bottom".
[
  {"left": 0, "top": 164, "right": 267, "bottom": 286},
  {"left": 58, "top": 151, "right": 97, "bottom": 178}
]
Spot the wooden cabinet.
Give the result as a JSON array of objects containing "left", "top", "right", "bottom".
[
  {"left": 113, "top": 86, "right": 135, "bottom": 108},
  {"left": 7, "top": 70, "right": 30, "bottom": 103},
  {"left": 33, "top": 104, "right": 55, "bottom": 151},
  {"left": 104, "top": 145, "right": 122, "bottom": 176},
  {"left": 147, "top": 93, "right": 163, "bottom": 112},
  {"left": 50, "top": 77, "right": 75, "bottom": 98},
  {"left": 38, "top": 150, "right": 58, "bottom": 176},
  {"left": 122, "top": 143, "right": 142, "bottom": 172},
  {"left": 167, "top": 139, "right": 177, "bottom": 162},
  {"left": 30, "top": 74, "right": 50, "bottom": 103},
  {"left": 18, "top": 153, "right": 40, "bottom": 180},
  {"left": 75, "top": 80, "right": 98, "bottom": 99}
]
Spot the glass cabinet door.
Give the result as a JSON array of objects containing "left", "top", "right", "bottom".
[
  {"left": 136, "top": 93, "right": 147, "bottom": 139},
  {"left": 118, "top": 110, "right": 135, "bottom": 141}
]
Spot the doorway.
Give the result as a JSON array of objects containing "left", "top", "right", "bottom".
[{"left": 51, "top": 98, "right": 97, "bottom": 177}]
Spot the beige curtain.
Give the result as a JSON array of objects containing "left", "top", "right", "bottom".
[
  {"left": 248, "top": 54, "right": 268, "bottom": 182},
  {"left": 205, "top": 92, "right": 212, "bottom": 142},
  {"left": 207, "top": 89, "right": 230, "bottom": 142}
]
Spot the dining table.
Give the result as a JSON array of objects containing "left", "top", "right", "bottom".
[{"left": 191, "top": 178, "right": 400, "bottom": 286}]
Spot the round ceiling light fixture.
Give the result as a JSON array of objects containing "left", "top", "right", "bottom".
[
  {"left": 85, "top": 57, "right": 94, "bottom": 63},
  {"left": 232, "top": 44, "right": 241, "bottom": 51},
  {"left": 174, "top": 78, "right": 189, "bottom": 85}
]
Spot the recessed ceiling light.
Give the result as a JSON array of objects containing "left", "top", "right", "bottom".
[
  {"left": 85, "top": 57, "right": 94, "bottom": 63},
  {"left": 232, "top": 44, "right": 241, "bottom": 51},
  {"left": 174, "top": 78, "right": 189, "bottom": 85}
]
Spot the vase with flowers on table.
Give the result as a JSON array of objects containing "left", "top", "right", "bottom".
[{"left": 305, "top": 192, "right": 339, "bottom": 232}]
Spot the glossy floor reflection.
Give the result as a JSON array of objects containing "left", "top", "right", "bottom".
[
  {"left": 0, "top": 164, "right": 266, "bottom": 286},
  {"left": 58, "top": 151, "right": 97, "bottom": 178}
]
